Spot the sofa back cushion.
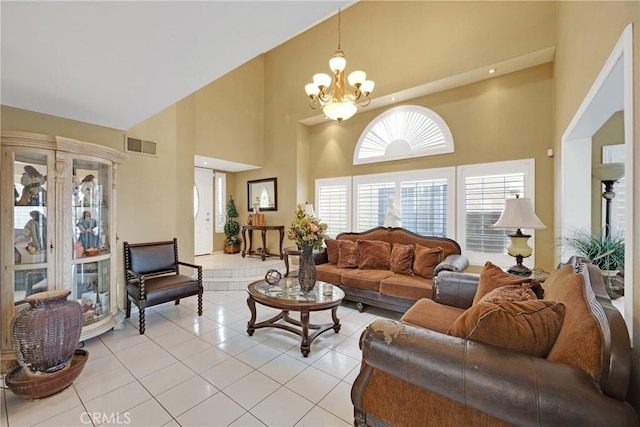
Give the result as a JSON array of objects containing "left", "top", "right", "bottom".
[
  {"left": 413, "top": 244, "right": 444, "bottom": 278},
  {"left": 448, "top": 300, "right": 565, "bottom": 357},
  {"left": 337, "top": 240, "right": 359, "bottom": 268},
  {"left": 325, "top": 239, "right": 339, "bottom": 264},
  {"left": 543, "top": 264, "right": 605, "bottom": 383},
  {"left": 357, "top": 240, "right": 391, "bottom": 269},
  {"left": 390, "top": 243, "right": 415, "bottom": 275}
]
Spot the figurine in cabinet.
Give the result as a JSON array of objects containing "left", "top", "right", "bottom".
[
  {"left": 23, "top": 210, "right": 47, "bottom": 251},
  {"left": 80, "top": 174, "right": 96, "bottom": 206},
  {"left": 16, "top": 165, "right": 46, "bottom": 206},
  {"left": 76, "top": 210, "right": 99, "bottom": 249}
]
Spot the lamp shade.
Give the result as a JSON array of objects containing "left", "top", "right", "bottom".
[
  {"left": 593, "top": 163, "right": 624, "bottom": 181},
  {"left": 304, "top": 203, "right": 315, "bottom": 217},
  {"left": 493, "top": 197, "right": 545, "bottom": 229}
]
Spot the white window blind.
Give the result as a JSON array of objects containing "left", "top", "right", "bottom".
[
  {"left": 355, "top": 182, "right": 395, "bottom": 231},
  {"left": 316, "top": 177, "right": 351, "bottom": 238},
  {"left": 215, "top": 172, "right": 226, "bottom": 233},
  {"left": 603, "top": 145, "right": 625, "bottom": 235},
  {"left": 401, "top": 179, "right": 448, "bottom": 237},
  {"left": 458, "top": 159, "right": 535, "bottom": 267}
]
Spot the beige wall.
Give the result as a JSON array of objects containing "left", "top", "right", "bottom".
[{"left": 553, "top": 0, "right": 639, "bottom": 411}]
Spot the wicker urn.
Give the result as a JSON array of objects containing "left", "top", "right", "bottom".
[{"left": 11, "top": 290, "right": 83, "bottom": 375}]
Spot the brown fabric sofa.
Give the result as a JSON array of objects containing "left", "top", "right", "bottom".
[
  {"left": 351, "top": 258, "right": 638, "bottom": 426},
  {"left": 315, "top": 227, "right": 469, "bottom": 313}
]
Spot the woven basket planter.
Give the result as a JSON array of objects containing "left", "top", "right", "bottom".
[{"left": 11, "top": 290, "right": 83, "bottom": 375}]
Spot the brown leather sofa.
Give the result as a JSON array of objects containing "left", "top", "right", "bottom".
[
  {"left": 315, "top": 227, "right": 469, "bottom": 313},
  {"left": 351, "top": 258, "right": 638, "bottom": 426}
]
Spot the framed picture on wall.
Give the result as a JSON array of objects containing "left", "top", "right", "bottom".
[{"left": 247, "top": 178, "right": 277, "bottom": 212}]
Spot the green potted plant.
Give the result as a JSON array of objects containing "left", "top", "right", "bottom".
[
  {"left": 563, "top": 228, "right": 624, "bottom": 298},
  {"left": 223, "top": 196, "right": 241, "bottom": 254}
]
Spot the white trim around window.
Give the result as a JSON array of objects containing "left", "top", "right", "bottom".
[{"left": 215, "top": 172, "right": 226, "bottom": 233}]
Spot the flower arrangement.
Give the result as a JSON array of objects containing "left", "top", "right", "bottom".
[{"left": 287, "top": 204, "right": 328, "bottom": 249}]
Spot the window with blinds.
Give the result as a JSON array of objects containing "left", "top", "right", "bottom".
[
  {"left": 355, "top": 182, "right": 395, "bottom": 231},
  {"left": 401, "top": 179, "right": 448, "bottom": 237},
  {"left": 316, "top": 178, "right": 351, "bottom": 238},
  {"left": 464, "top": 174, "right": 524, "bottom": 253},
  {"left": 603, "top": 145, "right": 625, "bottom": 235},
  {"left": 458, "top": 159, "right": 535, "bottom": 266},
  {"left": 215, "top": 172, "right": 226, "bottom": 233}
]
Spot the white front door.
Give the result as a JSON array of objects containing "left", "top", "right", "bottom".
[{"left": 194, "top": 167, "right": 213, "bottom": 255}]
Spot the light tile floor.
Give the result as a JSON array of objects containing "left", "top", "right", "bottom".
[{"left": 1, "top": 287, "right": 401, "bottom": 427}]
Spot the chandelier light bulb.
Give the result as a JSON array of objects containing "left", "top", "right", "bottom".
[
  {"left": 313, "top": 73, "right": 332, "bottom": 89},
  {"left": 360, "top": 80, "right": 375, "bottom": 94},
  {"left": 305, "top": 83, "right": 320, "bottom": 97},
  {"left": 347, "top": 70, "right": 366, "bottom": 87},
  {"left": 329, "top": 52, "right": 346, "bottom": 72},
  {"left": 323, "top": 101, "right": 358, "bottom": 122}
]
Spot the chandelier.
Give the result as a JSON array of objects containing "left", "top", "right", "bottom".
[{"left": 304, "top": 9, "right": 375, "bottom": 122}]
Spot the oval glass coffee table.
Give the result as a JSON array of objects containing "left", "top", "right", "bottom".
[{"left": 246, "top": 280, "right": 345, "bottom": 357}]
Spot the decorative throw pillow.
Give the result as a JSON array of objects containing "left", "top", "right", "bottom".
[
  {"left": 325, "top": 239, "right": 339, "bottom": 265},
  {"left": 337, "top": 240, "right": 359, "bottom": 268},
  {"left": 479, "top": 283, "right": 538, "bottom": 304},
  {"left": 357, "top": 240, "right": 391, "bottom": 270},
  {"left": 390, "top": 243, "right": 415, "bottom": 276},
  {"left": 413, "top": 244, "right": 444, "bottom": 278},
  {"left": 472, "top": 261, "right": 542, "bottom": 306},
  {"left": 448, "top": 300, "right": 565, "bottom": 358}
]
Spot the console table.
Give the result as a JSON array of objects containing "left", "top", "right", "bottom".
[{"left": 241, "top": 225, "right": 285, "bottom": 261}]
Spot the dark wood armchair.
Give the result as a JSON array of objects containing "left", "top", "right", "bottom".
[{"left": 123, "top": 238, "right": 203, "bottom": 334}]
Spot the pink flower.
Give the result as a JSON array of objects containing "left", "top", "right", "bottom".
[{"left": 310, "top": 224, "right": 319, "bottom": 233}]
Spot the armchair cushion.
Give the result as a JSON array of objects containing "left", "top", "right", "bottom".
[
  {"left": 478, "top": 283, "right": 538, "bottom": 304},
  {"left": 337, "top": 240, "right": 358, "bottom": 268},
  {"left": 448, "top": 299, "right": 565, "bottom": 357},
  {"left": 413, "top": 244, "right": 443, "bottom": 278},
  {"left": 389, "top": 243, "right": 415, "bottom": 275},
  {"left": 357, "top": 239, "right": 391, "bottom": 270},
  {"left": 473, "top": 261, "right": 539, "bottom": 305}
]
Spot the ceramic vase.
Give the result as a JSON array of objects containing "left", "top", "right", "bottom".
[
  {"left": 11, "top": 290, "right": 83, "bottom": 375},
  {"left": 298, "top": 245, "right": 317, "bottom": 292}
]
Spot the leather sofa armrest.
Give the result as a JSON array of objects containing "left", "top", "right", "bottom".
[
  {"left": 358, "top": 319, "right": 638, "bottom": 427},
  {"left": 431, "top": 270, "right": 479, "bottom": 309},
  {"left": 433, "top": 254, "right": 469, "bottom": 276},
  {"left": 313, "top": 248, "right": 328, "bottom": 265}
]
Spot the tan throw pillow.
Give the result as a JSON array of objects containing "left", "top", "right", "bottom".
[
  {"left": 413, "top": 244, "right": 444, "bottom": 278},
  {"left": 479, "top": 283, "right": 537, "bottom": 304},
  {"left": 337, "top": 240, "right": 358, "bottom": 268},
  {"left": 324, "top": 239, "right": 339, "bottom": 265},
  {"left": 448, "top": 300, "right": 565, "bottom": 358},
  {"left": 473, "top": 261, "right": 540, "bottom": 305},
  {"left": 357, "top": 240, "right": 391, "bottom": 270},
  {"left": 390, "top": 243, "right": 415, "bottom": 276}
]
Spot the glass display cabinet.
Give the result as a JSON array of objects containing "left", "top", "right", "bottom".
[{"left": 1, "top": 131, "right": 125, "bottom": 372}]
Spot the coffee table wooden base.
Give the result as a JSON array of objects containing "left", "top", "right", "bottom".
[{"left": 246, "top": 297, "right": 341, "bottom": 357}]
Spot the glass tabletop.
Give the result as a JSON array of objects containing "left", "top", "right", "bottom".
[{"left": 252, "top": 280, "right": 344, "bottom": 304}]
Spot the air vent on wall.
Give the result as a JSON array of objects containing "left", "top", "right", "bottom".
[{"left": 125, "top": 136, "right": 157, "bottom": 156}]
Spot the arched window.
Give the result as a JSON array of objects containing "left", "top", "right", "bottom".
[{"left": 353, "top": 105, "right": 454, "bottom": 165}]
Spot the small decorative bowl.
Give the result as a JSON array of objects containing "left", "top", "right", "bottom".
[{"left": 84, "top": 248, "right": 100, "bottom": 257}]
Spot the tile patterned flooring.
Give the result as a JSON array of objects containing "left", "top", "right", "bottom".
[{"left": 1, "top": 253, "right": 401, "bottom": 427}]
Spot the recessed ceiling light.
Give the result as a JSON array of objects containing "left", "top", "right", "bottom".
[{"left": 488, "top": 68, "right": 496, "bottom": 74}]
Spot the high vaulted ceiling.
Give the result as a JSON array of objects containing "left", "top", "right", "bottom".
[{"left": 1, "top": 1, "right": 353, "bottom": 130}]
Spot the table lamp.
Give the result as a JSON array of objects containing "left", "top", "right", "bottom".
[
  {"left": 493, "top": 194, "right": 546, "bottom": 276},
  {"left": 304, "top": 202, "right": 315, "bottom": 217}
]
